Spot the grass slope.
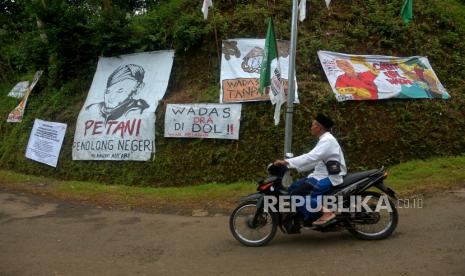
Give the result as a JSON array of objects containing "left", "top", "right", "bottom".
[
  {"left": 0, "top": 0, "right": 465, "bottom": 186},
  {"left": 1, "top": 155, "right": 463, "bottom": 213}
]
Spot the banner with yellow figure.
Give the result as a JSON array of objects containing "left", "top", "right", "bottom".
[
  {"left": 317, "top": 51, "right": 450, "bottom": 102},
  {"left": 7, "top": 71, "right": 43, "bottom": 122}
]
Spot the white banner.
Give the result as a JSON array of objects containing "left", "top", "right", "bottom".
[
  {"left": 72, "top": 51, "right": 174, "bottom": 161},
  {"left": 220, "top": 38, "right": 299, "bottom": 103},
  {"left": 8, "top": 81, "right": 29, "bottom": 98},
  {"left": 25, "top": 119, "right": 67, "bottom": 167},
  {"left": 164, "top": 104, "right": 241, "bottom": 140}
]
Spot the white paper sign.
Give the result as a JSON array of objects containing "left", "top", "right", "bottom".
[
  {"left": 25, "top": 119, "right": 67, "bottom": 167},
  {"left": 8, "top": 81, "right": 29, "bottom": 98},
  {"left": 72, "top": 50, "right": 175, "bottom": 161},
  {"left": 164, "top": 104, "right": 242, "bottom": 140},
  {"left": 220, "top": 38, "right": 299, "bottom": 103}
]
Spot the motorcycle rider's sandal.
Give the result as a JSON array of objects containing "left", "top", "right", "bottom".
[{"left": 312, "top": 213, "right": 336, "bottom": 226}]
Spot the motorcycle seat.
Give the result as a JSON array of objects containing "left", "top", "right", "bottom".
[
  {"left": 326, "top": 169, "right": 380, "bottom": 194},
  {"left": 342, "top": 169, "right": 379, "bottom": 186}
]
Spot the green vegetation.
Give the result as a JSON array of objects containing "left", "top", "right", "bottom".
[
  {"left": 0, "top": 155, "right": 463, "bottom": 211},
  {"left": 386, "top": 155, "right": 465, "bottom": 193},
  {"left": 1, "top": 0, "right": 465, "bottom": 186}
]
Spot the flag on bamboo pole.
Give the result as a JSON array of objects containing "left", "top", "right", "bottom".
[
  {"left": 259, "top": 17, "right": 286, "bottom": 125},
  {"left": 299, "top": 0, "right": 306, "bottom": 22},
  {"left": 202, "top": 0, "right": 213, "bottom": 20},
  {"left": 325, "top": 0, "right": 331, "bottom": 9},
  {"left": 260, "top": 17, "right": 278, "bottom": 96},
  {"left": 401, "top": 0, "right": 413, "bottom": 24}
]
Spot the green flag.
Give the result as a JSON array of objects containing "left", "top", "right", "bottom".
[
  {"left": 259, "top": 17, "right": 279, "bottom": 96},
  {"left": 401, "top": 0, "right": 413, "bottom": 24}
]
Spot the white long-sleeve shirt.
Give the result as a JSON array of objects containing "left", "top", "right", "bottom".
[{"left": 285, "top": 132, "right": 347, "bottom": 186}]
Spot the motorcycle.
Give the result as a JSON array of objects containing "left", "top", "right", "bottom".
[{"left": 229, "top": 164, "right": 399, "bottom": 246}]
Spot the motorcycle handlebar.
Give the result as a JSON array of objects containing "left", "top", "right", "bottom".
[{"left": 266, "top": 163, "right": 288, "bottom": 177}]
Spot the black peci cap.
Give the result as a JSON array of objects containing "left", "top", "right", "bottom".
[{"left": 315, "top": 113, "right": 334, "bottom": 130}]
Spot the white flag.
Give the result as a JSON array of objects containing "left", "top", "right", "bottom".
[
  {"left": 325, "top": 0, "right": 331, "bottom": 8},
  {"left": 269, "top": 61, "right": 287, "bottom": 125},
  {"left": 202, "top": 0, "right": 213, "bottom": 20},
  {"left": 298, "top": 0, "right": 306, "bottom": 22}
]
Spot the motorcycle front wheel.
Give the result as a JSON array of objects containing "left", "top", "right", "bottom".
[
  {"left": 229, "top": 201, "right": 278, "bottom": 247},
  {"left": 347, "top": 191, "right": 398, "bottom": 240}
]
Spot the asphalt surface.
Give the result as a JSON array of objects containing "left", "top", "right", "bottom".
[{"left": 1, "top": 190, "right": 464, "bottom": 276}]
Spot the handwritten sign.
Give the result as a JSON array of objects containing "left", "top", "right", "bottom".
[
  {"left": 164, "top": 104, "right": 242, "bottom": 140},
  {"left": 222, "top": 78, "right": 267, "bottom": 102}
]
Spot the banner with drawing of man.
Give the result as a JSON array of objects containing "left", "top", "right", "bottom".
[
  {"left": 73, "top": 51, "right": 174, "bottom": 161},
  {"left": 220, "top": 38, "right": 299, "bottom": 103},
  {"left": 318, "top": 51, "right": 450, "bottom": 102}
]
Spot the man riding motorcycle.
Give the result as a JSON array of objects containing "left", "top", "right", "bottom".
[{"left": 274, "top": 113, "right": 347, "bottom": 231}]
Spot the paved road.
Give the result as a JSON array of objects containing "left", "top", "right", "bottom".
[{"left": 1, "top": 190, "right": 464, "bottom": 276}]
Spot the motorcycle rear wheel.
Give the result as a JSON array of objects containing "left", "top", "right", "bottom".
[
  {"left": 229, "top": 201, "right": 278, "bottom": 247},
  {"left": 347, "top": 191, "right": 398, "bottom": 240}
]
